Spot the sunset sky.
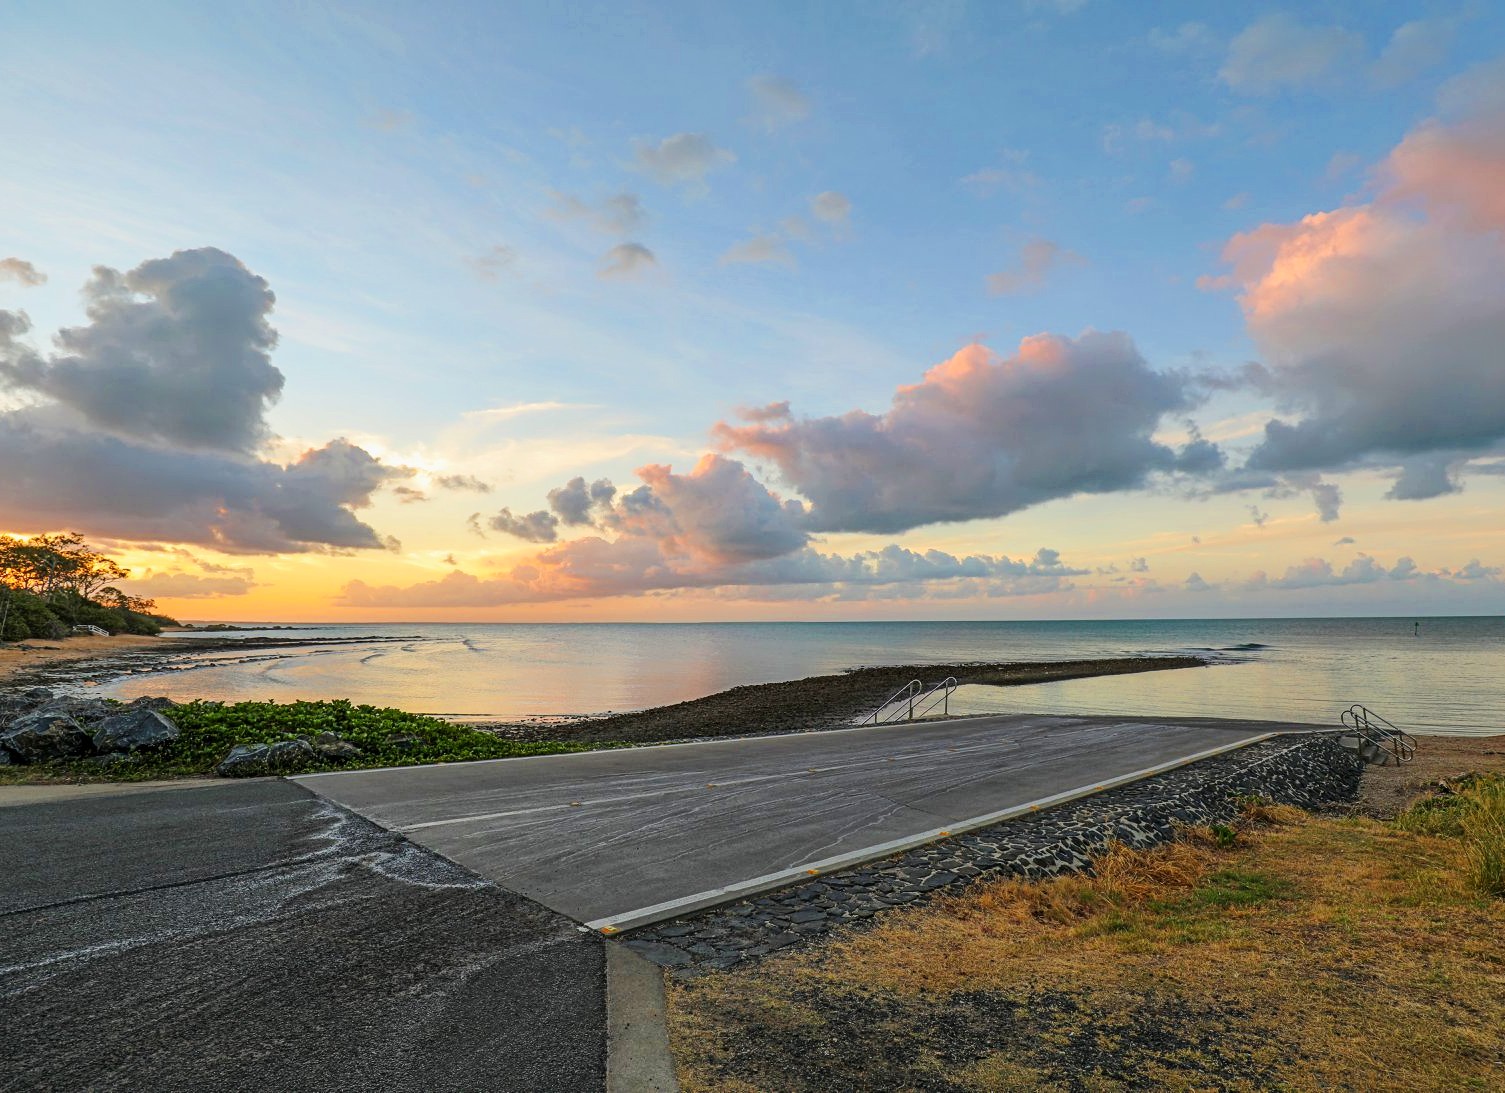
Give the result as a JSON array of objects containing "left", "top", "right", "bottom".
[{"left": 3, "top": 1, "right": 1503, "bottom": 621}]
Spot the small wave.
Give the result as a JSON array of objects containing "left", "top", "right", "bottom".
[
  {"left": 360, "top": 651, "right": 387, "bottom": 665},
  {"left": 1221, "top": 642, "right": 1269, "bottom": 651}
]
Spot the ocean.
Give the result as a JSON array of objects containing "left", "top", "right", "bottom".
[{"left": 84, "top": 617, "right": 1504, "bottom": 736}]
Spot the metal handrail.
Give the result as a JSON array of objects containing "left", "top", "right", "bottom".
[
  {"left": 859, "top": 679, "right": 923, "bottom": 725},
  {"left": 911, "top": 677, "right": 958, "bottom": 720},
  {"left": 1340, "top": 704, "right": 1416, "bottom": 764}
]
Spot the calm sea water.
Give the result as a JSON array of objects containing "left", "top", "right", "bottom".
[{"left": 87, "top": 617, "right": 1503, "bottom": 735}]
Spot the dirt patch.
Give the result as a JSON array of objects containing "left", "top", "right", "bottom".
[
  {"left": 478, "top": 656, "right": 1207, "bottom": 744},
  {"left": 1354, "top": 735, "right": 1505, "bottom": 818}
]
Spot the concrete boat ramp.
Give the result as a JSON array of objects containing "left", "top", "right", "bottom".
[{"left": 295, "top": 712, "right": 1301, "bottom": 932}]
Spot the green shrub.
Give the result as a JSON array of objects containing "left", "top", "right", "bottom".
[
  {"left": 1, "top": 590, "right": 68, "bottom": 641},
  {"left": 1397, "top": 774, "right": 1505, "bottom": 898}
]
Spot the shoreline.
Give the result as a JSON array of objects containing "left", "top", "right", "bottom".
[{"left": 0, "top": 635, "right": 1208, "bottom": 747}]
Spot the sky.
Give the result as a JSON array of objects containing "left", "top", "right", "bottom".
[{"left": 2, "top": 0, "right": 1504, "bottom": 622}]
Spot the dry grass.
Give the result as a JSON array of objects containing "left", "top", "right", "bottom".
[{"left": 670, "top": 797, "right": 1505, "bottom": 1092}]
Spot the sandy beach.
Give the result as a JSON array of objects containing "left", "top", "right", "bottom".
[{"left": 0, "top": 634, "right": 170, "bottom": 686}]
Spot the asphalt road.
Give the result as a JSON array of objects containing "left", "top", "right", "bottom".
[
  {"left": 0, "top": 780, "right": 606, "bottom": 1092},
  {"left": 297, "top": 713, "right": 1300, "bottom": 929}
]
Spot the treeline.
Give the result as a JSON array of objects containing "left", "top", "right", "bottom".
[{"left": 0, "top": 533, "right": 180, "bottom": 642}]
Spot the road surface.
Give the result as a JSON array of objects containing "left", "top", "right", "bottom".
[{"left": 297, "top": 713, "right": 1306, "bottom": 930}]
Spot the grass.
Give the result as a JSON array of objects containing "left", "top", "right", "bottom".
[
  {"left": 1396, "top": 773, "right": 1505, "bottom": 897},
  {"left": 0, "top": 698, "right": 621, "bottom": 782},
  {"left": 669, "top": 795, "right": 1505, "bottom": 1091}
]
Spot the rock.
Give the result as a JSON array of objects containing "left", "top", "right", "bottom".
[
  {"left": 215, "top": 738, "right": 316, "bottom": 777},
  {"left": 84, "top": 751, "right": 139, "bottom": 770},
  {"left": 384, "top": 732, "right": 421, "bottom": 752},
  {"left": 310, "top": 732, "right": 362, "bottom": 761},
  {"left": 0, "top": 749, "right": 12, "bottom": 765},
  {"left": 22, "top": 687, "right": 53, "bottom": 705},
  {"left": 129, "top": 696, "right": 180, "bottom": 713},
  {"left": 1, "top": 709, "right": 94, "bottom": 762},
  {"left": 623, "top": 940, "right": 694, "bottom": 967},
  {"left": 47, "top": 697, "right": 112, "bottom": 725},
  {"left": 92, "top": 707, "right": 180, "bottom": 754}
]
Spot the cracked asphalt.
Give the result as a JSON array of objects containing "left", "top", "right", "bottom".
[{"left": 0, "top": 780, "right": 606, "bottom": 1092}]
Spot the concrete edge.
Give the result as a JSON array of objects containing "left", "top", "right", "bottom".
[
  {"left": 606, "top": 942, "right": 680, "bottom": 1093},
  {"left": 587, "top": 731, "right": 1278, "bottom": 934}
]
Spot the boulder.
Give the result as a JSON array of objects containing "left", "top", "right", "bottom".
[
  {"left": 1, "top": 709, "right": 94, "bottom": 762},
  {"left": 46, "top": 697, "right": 112, "bottom": 726},
  {"left": 215, "top": 738, "right": 316, "bottom": 778},
  {"left": 129, "top": 696, "right": 180, "bottom": 713},
  {"left": 92, "top": 707, "right": 180, "bottom": 754},
  {"left": 384, "top": 732, "right": 422, "bottom": 752},
  {"left": 310, "top": 732, "right": 362, "bottom": 761},
  {"left": 22, "top": 687, "right": 53, "bottom": 705}
]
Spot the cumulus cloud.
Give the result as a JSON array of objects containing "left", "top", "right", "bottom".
[
  {"left": 631, "top": 133, "right": 735, "bottom": 190},
  {"left": 1249, "top": 553, "right": 1436, "bottom": 590},
  {"left": 0, "top": 250, "right": 406, "bottom": 554},
  {"left": 986, "top": 238, "right": 1083, "bottom": 294},
  {"left": 0, "top": 258, "right": 46, "bottom": 286},
  {"left": 0, "top": 248, "right": 282, "bottom": 453},
  {"left": 1219, "top": 14, "right": 1364, "bottom": 94},
  {"left": 1207, "top": 88, "right": 1505, "bottom": 493},
  {"left": 547, "top": 476, "right": 617, "bottom": 526},
  {"left": 1184, "top": 572, "right": 1211, "bottom": 592},
  {"left": 715, "top": 332, "right": 1207, "bottom": 535},
  {"left": 599, "top": 243, "right": 656, "bottom": 279},
  {"left": 548, "top": 191, "right": 646, "bottom": 235},
  {"left": 747, "top": 76, "right": 810, "bottom": 130},
  {"left": 489, "top": 508, "right": 560, "bottom": 542}
]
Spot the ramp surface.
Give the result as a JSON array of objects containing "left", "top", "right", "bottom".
[{"left": 298, "top": 714, "right": 1304, "bottom": 929}]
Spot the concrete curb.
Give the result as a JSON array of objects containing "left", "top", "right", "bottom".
[{"left": 606, "top": 943, "right": 679, "bottom": 1092}]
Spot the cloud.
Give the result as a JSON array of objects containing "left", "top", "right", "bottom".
[
  {"left": 1247, "top": 505, "right": 1269, "bottom": 527},
  {"left": 1219, "top": 14, "right": 1364, "bottom": 94},
  {"left": 599, "top": 243, "right": 657, "bottom": 279},
  {"left": 466, "top": 244, "right": 516, "bottom": 281},
  {"left": 0, "top": 258, "right": 45, "bottom": 286},
  {"left": 393, "top": 485, "right": 428, "bottom": 504},
  {"left": 339, "top": 542, "right": 1084, "bottom": 607},
  {"left": 0, "top": 248, "right": 282, "bottom": 453},
  {"left": 0, "top": 422, "right": 405, "bottom": 552},
  {"left": 367, "top": 109, "right": 415, "bottom": 132},
  {"left": 1184, "top": 572, "right": 1211, "bottom": 592},
  {"left": 1224, "top": 192, "right": 1251, "bottom": 210},
  {"left": 1334, "top": 536, "right": 1355, "bottom": 546},
  {"left": 1101, "top": 114, "right": 1219, "bottom": 154},
  {"left": 1249, "top": 553, "right": 1451, "bottom": 591},
  {"left": 547, "top": 476, "right": 617, "bottom": 525},
  {"left": 433, "top": 473, "right": 492, "bottom": 493},
  {"left": 0, "top": 250, "right": 406, "bottom": 554},
  {"left": 1169, "top": 158, "right": 1195, "bottom": 184},
  {"left": 548, "top": 191, "right": 646, "bottom": 235},
  {"left": 720, "top": 234, "right": 795, "bottom": 268},
  {"left": 489, "top": 508, "right": 559, "bottom": 542},
  {"left": 1147, "top": 22, "right": 1217, "bottom": 56},
  {"left": 631, "top": 133, "right": 735, "bottom": 190},
  {"left": 747, "top": 76, "right": 811, "bottom": 131},
  {"left": 986, "top": 237, "right": 1083, "bottom": 294},
  {"left": 960, "top": 161, "right": 1040, "bottom": 196},
  {"left": 1371, "top": 18, "right": 1458, "bottom": 88},
  {"left": 810, "top": 191, "right": 852, "bottom": 226},
  {"left": 715, "top": 332, "right": 1206, "bottom": 535},
  {"left": 1207, "top": 89, "right": 1505, "bottom": 490},
  {"left": 123, "top": 571, "right": 258, "bottom": 599}
]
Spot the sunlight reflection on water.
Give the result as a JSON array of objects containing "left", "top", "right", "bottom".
[{"left": 87, "top": 617, "right": 1502, "bottom": 734}]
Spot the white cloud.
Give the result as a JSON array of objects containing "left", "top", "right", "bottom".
[
  {"left": 598, "top": 242, "right": 657, "bottom": 280},
  {"left": 720, "top": 234, "right": 795, "bottom": 268},
  {"left": 631, "top": 133, "right": 736, "bottom": 191},
  {"left": 810, "top": 190, "right": 852, "bottom": 226},
  {"left": 1371, "top": 18, "right": 1458, "bottom": 89},
  {"left": 1220, "top": 14, "right": 1364, "bottom": 94},
  {"left": 0, "top": 258, "right": 46, "bottom": 287},
  {"left": 986, "top": 237, "right": 1083, "bottom": 294},
  {"left": 747, "top": 76, "right": 811, "bottom": 130}
]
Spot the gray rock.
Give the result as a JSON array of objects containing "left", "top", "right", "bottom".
[
  {"left": 310, "top": 732, "right": 362, "bottom": 761},
  {"left": 384, "top": 732, "right": 422, "bottom": 752},
  {"left": 1, "top": 709, "right": 94, "bottom": 762},
  {"left": 22, "top": 687, "right": 52, "bottom": 705},
  {"left": 217, "top": 743, "right": 272, "bottom": 777},
  {"left": 0, "top": 748, "right": 12, "bottom": 765},
  {"left": 623, "top": 941, "right": 694, "bottom": 967},
  {"left": 216, "top": 739, "right": 315, "bottom": 777},
  {"left": 92, "top": 707, "right": 180, "bottom": 754},
  {"left": 129, "top": 696, "right": 180, "bottom": 713},
  {"left": 49, "top": 697, "right": 113, "bottom": 725}
]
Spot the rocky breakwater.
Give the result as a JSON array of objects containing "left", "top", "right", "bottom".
[
  {"left": 0, "top": 688, "right": 181, "bottom": 770},
  {"left": 623, "top": 733, "right": 1363, "bottom": 973}
]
